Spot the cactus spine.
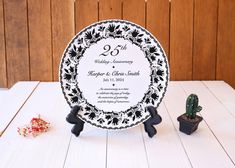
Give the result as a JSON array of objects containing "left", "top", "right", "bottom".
[{"left": 186, "top": 94, "right": 202, "bottom": 119}]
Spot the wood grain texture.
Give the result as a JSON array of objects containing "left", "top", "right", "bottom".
[
  {"left": 217, "top": 0, "right": 235, "bottom": 88},
  {"left": 146, "top": 0, "right": 170, "bottom": 57},
  {"left": 51, "top": 0, "right": 74, "bottom": 81},
  {"left": 107, "top": 126, "right": 148, "bottom": 168},
  {"left": 0, "top": 81, "right": 235, "bottom": 167},
  {"left": 0, "top": 81, "right": 39, "bottom": 136},
  {"left": 0, "top": 0, "right": 7, "bottom": 87},
  {"left": 123, "top": 0, "right": 145, "bottom": 27},
  {"left": 0, "top": 83, "right": 72, "bottom": 168},
  {"left": 99, "top": 0, "right": 122, "bottom": 20},
  {"left": 193, "top": 0, "right": 218, "bottom": 80},
  {"left": 165, "top": 82, "right": 235, "bottom": 167},
  {"left": 203, "top": 81, "right": 235, "bottom": 117},
  {"left": 1, "top": 0, "right": 235, "bottom": 88},
  {"left": 170, "top": 0, "right": 194, "bottom": 80},
  {"left": 75, "top": 0, "right": 98, "bottom": 33},
  {"left": 64, "top": 126, "right": 107, "bottom": 168},
  {"left": 142, "top": 104, "right": 191, "bottom": 167},
  {"left": 181, "top": 81, "right": 235, "bottom": 164},
  {"left": 4, "top": 0, "right": 29, "bottom": 87},
  {"left": 28, "top": 0, "right": 52, "bottom": 81}
]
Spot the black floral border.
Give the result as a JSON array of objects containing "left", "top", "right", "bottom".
[{"left": 59, "top": 19, "right": 169, "bottom": 130}]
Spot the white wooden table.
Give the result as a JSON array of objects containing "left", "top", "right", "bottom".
[{"left": 0, "top": 81, "right": 235, "bottom": 168}]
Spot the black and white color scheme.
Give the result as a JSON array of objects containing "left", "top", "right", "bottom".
[{"left": 60, "top": 20, "right": 169, "bottom": 130}]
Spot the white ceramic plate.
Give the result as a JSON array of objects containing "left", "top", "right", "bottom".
[{"left": 60, "top": 20, "right": 169, "bottom": 129}]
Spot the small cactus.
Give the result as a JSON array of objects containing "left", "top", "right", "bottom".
[{"left": 186, "top": 94, "right": 202, "bottom": 119}]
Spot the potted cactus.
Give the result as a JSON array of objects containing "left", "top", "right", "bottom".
[{"left": 177, "top": 94, "right": 203, "bottom": 135}]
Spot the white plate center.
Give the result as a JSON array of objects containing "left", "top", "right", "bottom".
[{"left": 77, "top": 38, "right": 150, "bottom": 112}]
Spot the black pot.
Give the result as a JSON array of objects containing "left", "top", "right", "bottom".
[{"left": 177, "top": 114, "right": 203, "bottom": 135}]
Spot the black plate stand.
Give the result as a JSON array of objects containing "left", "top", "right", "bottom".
[
  {"left": 143, "top": 106, "right": 162, "bottom": 138},
  {"left": 66, "top": 106, "right": 85, "bottom": 137},
  {"left": 66, "top": 106, "right": 162, "bottom": 138}
]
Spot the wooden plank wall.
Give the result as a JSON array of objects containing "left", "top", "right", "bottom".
[{"left": 0, "top": 0, "right": 235, "bottom": 88}]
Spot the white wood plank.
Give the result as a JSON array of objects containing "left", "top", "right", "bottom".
[
  {"left": 203, "top": 81, "right": 235, "bottom": 118},
  {"left": 0, "top": 81, "right": 39, "bottom": 136},
  {"left": 142, "top": 103, "right": 192, "bottom": 168},
  {"left": 106, "top": 125, "right": 148, "bottom": 168},
  {"left": 0, "top": 89, "right": 8, "bottom": 102},
  {"left": 180, "top": 81, "right": 235, "bottom": 166},
  {"left": 64, "top": 125, "right": 107, "bottom": 168},
  {"left": 0, "top": 82, "right": 72, "bottom": 168},
  {"left": 163, "top": 82, "right": 234, "bottom": 168}
]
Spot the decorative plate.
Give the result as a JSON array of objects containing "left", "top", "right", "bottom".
[{"left": 60, "top": 20, "right": 169, "bottom": 130}]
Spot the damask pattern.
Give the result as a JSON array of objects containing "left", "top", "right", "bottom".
[{"left": 60, "top": 20, "right": 169, "bottom": 129}]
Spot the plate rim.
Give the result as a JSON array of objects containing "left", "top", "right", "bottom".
[{"left": 59, "top": 19, "right": 170, "bottom": 130}]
